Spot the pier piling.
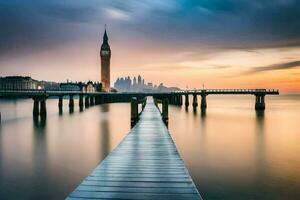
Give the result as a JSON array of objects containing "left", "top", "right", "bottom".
[
  {"left": 185, "top": 94, "right": 189, "bottom": 107},
  {"left": 90, "top": 96, "right": 95, "bottom": 106},
  {"left": 40, "top": 98, "right": 47, "bottom": 117},
  {"left": 33, "top": 98, "right": 40, "bottom": 115},
  {"left": 131, "top": 97, "right": 138, "bottom": 127},
  {"left": 162, "top": 98, "right": 169, "bottom": 124},
  {"left": 255, "top": 94, "right": 265, "bottom": 110},
  {"left": 201, "top": 94, "right": 207, "bottom": 110},
  {"left": 79, "top": 95, "right": 84, "bottom": 111},
  {"left": 85, "top": 96, "right": 90, "bottom": 108},
  {"left": 193, "top": 94, "right": 198, "bottom": 110},
  {"left": 69, "top": 95, "right": 74, "bottom": 113}
]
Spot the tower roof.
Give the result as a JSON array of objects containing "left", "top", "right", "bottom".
[
  {"left": 103, "top": 25, "right": 108, "bottom": 43},
  {"left": 103, "top": 29, "right": 108, "bottom": 42},
  {"left": 101, "top": 25, "right": 110, "bottom": 50}
]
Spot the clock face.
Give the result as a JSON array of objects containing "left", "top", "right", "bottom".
[{"left": 101, "top": 50, "right": 110, "bottom": 56}]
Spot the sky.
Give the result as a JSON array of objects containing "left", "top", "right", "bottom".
[{"left": 0, "top": 0, "right": 300, "bottom": 93}]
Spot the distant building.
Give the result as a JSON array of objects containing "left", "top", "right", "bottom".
[
  {"left": 133, "top": 77, "right": 137, "bottom": 85},
  {"left": 0, "top": 76, "right": 39, "bottom": 90},
  {"left": 86, "top": 81, "right": 95, "bottom": 93},
  {"left": 94, "top": 82, "right": 102, "bottom": 92},
  {"left": 0, "top": 76, "right": 103, "bottom": 92},
  {"left": 40, "top": 81, "right": 60, "bottom": 91},
  {"left": 137, "top": 75, "right": 142, "bottom": 85},
  {"left": 60, "top": 82, "right": 81, "bottom": 91}
]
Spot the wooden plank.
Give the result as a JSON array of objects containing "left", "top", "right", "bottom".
[
  {"left": 66, "top": 98, "right": 202, "bottom": 200},
  {"left": 76, "top": 185, "right": 197, "bottom": 194}
]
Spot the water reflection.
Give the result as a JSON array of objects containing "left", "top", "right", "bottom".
[
  {"left": 193, "top": 108, "right": 197, "bottom": 116},
  {"left": 185, "top": 106, "right": 188, "bottom": 112},
  {"left": 1, "top": 96, "right": 300, "bottom": 199},
  {"left": 200, "top": 109, "right": 206, "bottom": 118},
  {"left": 0, "top": 99, "right": 131, "bottom": 199},
  {"left": 169, "top": 95, "right": 300, "bottom": 200},
  {"left": 59, "top": 107, "right": 63, "bottom": 115},
  {"left": 100, "top": 104, "right": 110, "bottom": 161},
  {"left": 254, "top": 110, "right": 267, "bottom": 198},
  {"left": 69, "top": 107, "right": 74, "bottom": 114},
  {"left": 33, "top": 115, "right": 47, "bottom": 128},
  {"left": 32, "top": 117, "right": 48, "bottom": 199}
]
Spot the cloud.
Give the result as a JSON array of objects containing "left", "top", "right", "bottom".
[
  {"left": 0, "top": 0, "right": 101, "bottom": 57},
  {"left": 104, "top": 7, "right": 132, "bottom": 21},
  {"left": 0, "top": 0, "right": 300, "bottom": 59},
  {"left": 248, "top": 60, "right": 300, "bottom": 74},
  {"left": 137, "top": 61, "right": 231, "bottom": 72}
]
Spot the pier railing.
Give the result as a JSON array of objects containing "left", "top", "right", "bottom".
[{"left": 176, "top": 89, "right": 279, "bottom": 95}]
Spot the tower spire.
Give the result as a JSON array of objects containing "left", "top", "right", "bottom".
[{"left": 103, "top": 24, "right": 108, "bottom": 43}]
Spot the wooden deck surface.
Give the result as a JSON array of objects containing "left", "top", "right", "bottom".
[{"left": 66, "top": 98, "right": 202, "bottom": 200}]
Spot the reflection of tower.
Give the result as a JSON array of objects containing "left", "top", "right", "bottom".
[
  {"left": 100, "top": 104, "right": 110, "bottom": 160},
  {"left": 100, "top": 26, "right": 111, "bottom": 92}
]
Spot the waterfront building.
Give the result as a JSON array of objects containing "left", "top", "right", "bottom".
[
  {"left": 86, "top": 81, "right": 96, "bottom": 93},
  {"left": 60, "top": 82, "right": 81, "bottom": 91},
  {"left": 40, "top": 81, "right": 60, "bottom": 91},
  {"left": 94, "top": 82, "right": 102, "bottom": 92},
  {"left": 0, "top": 76, "right": 39, "bottom": 90}
]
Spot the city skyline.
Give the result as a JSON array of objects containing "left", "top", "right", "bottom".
[
  {"left": 0, "top": 1, "right": 300, "bottom": 93},
  {"left": 114, "top": 75, "right": 180, "bottom": 92}
]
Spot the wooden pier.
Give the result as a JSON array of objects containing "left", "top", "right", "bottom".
[{"left": 66, "top": 98, "right": 202, "bottom": 200}]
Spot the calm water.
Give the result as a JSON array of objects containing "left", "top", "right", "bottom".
[{"left": 0, "top": 95, "right": 299, "bottom": 199}]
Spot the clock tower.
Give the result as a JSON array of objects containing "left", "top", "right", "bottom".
[{"left": 100, "top": 27, "right": 111, "bottom": 92}]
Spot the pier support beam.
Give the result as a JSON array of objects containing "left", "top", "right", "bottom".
[
  {"left": 33, "top": 98, "right": 40, "bottom": 116},
  {"left": 69, "top": 95, "right": 74, "bottom": 113},
  {"left": 58, "top": 96, "right": 63, "bottom": 107},
  {"left": 162, "top": 98, "right": 169, "bottom": 124},
  {"left": 33, "top": 96, "right": 47, "bottom": 118},
  {"left": 40, "top": 98, "right": 47, "bottom": 117},
  {"left": 168, "top": 94, "right": 176, "bottom": 105},
  {"left": 85, "top": 96, "right": 90, "bottom": 108},
  {"left": 90, "top": 96, "right": 95, "bottom": 106},
  {"left": 79, "top": 95, "right": 84, "bottom": 111},
  {"left": 185, "top": 94, "right": 189, "bottom": 107},
  {"left": 58, "top": 96, "right": 63, "bottom": 114},
  {"left": 192, "top": 94, "right": 198, "bottom": 111},
  {"left": 131, "top": 97, "right": 138, "bottom": 127},
  {"left": 255, "top": 95, "right": 265, "bottom": 110},
  {"left": 179, "top": 95, "right": 183, "bottom": 106},
  {"left": 98, "top": 96, "right": 104, "bottom": 104},
  {"left": 201, "top": 94, "right": 207, "bottom": 110},
  {"left": 173, "top": 95, "right": 177, "bottom": 105},
  {"left": 95, "top": 96, "right": 99, "bottom": 105}
]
